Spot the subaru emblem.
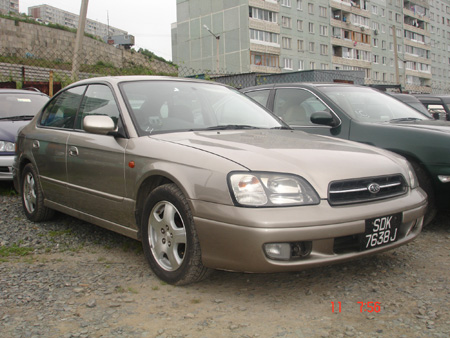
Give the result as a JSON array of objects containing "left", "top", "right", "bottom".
[{"left": 368, "top": 183, "right": 381, "bottom": 194}]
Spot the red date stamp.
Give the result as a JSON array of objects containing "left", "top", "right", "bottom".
[{"left": 331, "top": 301, "right": 381, "bottom": 313}]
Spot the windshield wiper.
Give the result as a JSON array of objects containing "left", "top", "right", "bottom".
[
  {"left": 0, "top": 115, "right": 35, "bottom": 121},
  {"left": 205, "top": 125, "right": 261, "bottom": 130},
  {"left": 390, "top": 117, "right": 423, "bottom": 122}
]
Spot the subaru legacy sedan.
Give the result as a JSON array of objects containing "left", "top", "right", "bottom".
[
  {"left": 242, "top": 83, "right": 450, "bottom": 226},
  {"left": 14, "top": 76, "right": 426, "bottom": 285}
]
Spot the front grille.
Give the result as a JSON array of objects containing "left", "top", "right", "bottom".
[
  {"left": 328, "top": 175, "right": 407, "bottom": 206},
  {"left": 0, "top": 166, "right": 11, "bottom": 173}
]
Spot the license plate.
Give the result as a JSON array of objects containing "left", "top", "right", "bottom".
[{"left": 361, "top": 213, "right": 402, "bottom": 250}]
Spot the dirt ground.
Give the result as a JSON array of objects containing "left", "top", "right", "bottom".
[{"left": 1, "top": 192, "right": 449, "bottom": 338}]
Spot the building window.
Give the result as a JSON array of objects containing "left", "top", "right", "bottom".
[
  {"left": 281, "top": 0, "right": 291, "bottom": 7},
  {"left": 282, "top": 37, "right": 292, "bottom": 49},
  {"left": 297, "top": 20, "right": 303, "bottom": 31},
  {"left": 308, "top": 22, "right": 314, "bottom": 33},
  {"left": 308, "top": 3, "right": 314, "bottom": 15},
  {"left": 249, "top": 7, "right": 277, "bottom": 23},
  {"left": 297, "top": 39, "right": 304, "bottom": 51},
  {"left": 297, "top": 0, "right": 302, "bottom": 10},
  {"left": 373, "top": 55, "right": 379, "bottom": 63},
  {"left": 284, "top": 58, "right": 293, "bottom": 69},
  {"left": 309, "top": 41, "right": 315, "bottom": 52},
  {"left": 320, "top": 25, "right": 328, "bottom": 36},
  {"left": 373, "top": 38, "right": 378, "bottom": 47},
  {"left": 298, "top": 60, "right": 304, "bottom": 70},
  {"left": 250, "top": 29, "right": 279, "bottom": 44},
  {"left": 319, "top": 6, "right": 327, "bottom": 18},
  {"left": 282, "top": 16, "right": 292, "bottom": 28},
  {"left": 310, "top": 61, "right": 315, "bottom": 70},
  {"left": 321, "top": 63, "right": 329, "bottom": 70},
  {"left": 251, "top": 52, "right": 279, "bottom": 67},
  {"left": 320, "top": 44, "right": 328, "bottom": 55}
]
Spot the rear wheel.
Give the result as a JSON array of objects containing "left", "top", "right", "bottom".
[
  {"left": 410, "top": 160, "right": 436, "bottom": 226},
  {"left": 141, "top": 183, "right": 211, "bottom": 285},
  {"left": 21, "top": 163, "right": 54, "bottom": 222}
]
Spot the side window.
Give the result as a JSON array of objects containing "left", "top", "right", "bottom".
[
  {"left": 76, "top": 84, "right": 120, "bottom": 130},
  {"left": 273, "top": 88, "right": 328, "bottom": 126},
  {"left": 245, "top": 90, "right": 271, "bottom": 107},
  {"left": 39, "top": 86, "right": 85, "bottom": 129}
]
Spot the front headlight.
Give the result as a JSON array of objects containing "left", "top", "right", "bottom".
[
  {"left": 228, "top": 172, "right": 320, "bottom": 207},
  {"left": 406, "top": 162, "right": 419, "bottom": 189},
  {"left": 0, "top": 141, "right": 15, "bottom": 152}
]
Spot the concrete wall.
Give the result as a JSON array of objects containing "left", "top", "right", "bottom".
[{"left": 0, "top": 17, "right": 161, "bottom": 70}]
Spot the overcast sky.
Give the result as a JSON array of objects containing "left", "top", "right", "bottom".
[{"left": 19, "top": 0, "right": 177, "bottom": 61}]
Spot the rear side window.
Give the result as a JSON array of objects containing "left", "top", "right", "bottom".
[
  {"left": 245, "top": 90, "right": 271, "bottom": 107},
  {"left": 39, "top": 86, "right": 86, "bottom": 129}
]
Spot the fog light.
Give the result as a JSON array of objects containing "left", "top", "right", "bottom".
[
  {"left": 264, "top": 242, "right": 312, "bottom": 261},
  {"left": 438, "top": 175, "right": 450, "bottom": 183},
  {"left": 264, "top": 243, "right": 291, "bottom": 260}
]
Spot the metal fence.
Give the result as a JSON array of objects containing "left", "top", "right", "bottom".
[{"left": 0, "top": 43, "right": 446, "bottom": 95}]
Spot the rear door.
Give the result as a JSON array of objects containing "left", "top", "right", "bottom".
[{"left": 33, "top": 86, "right": 85, "bottom": 205}]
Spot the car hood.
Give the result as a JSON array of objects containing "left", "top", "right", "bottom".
[
  {"left": 0, "top": 120, "right": 30, "bottom": 142},
  {"left": 387, "top": 119, "right": 450, "bottom": 133},
  {"left": 153, "top": 130, "right": 409, "bottom": 196}
]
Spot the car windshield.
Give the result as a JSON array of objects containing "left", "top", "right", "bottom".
[
  {"left": 120, "top": 80, "right": 284, "bottom": 135},
  {"left": 0, "top": 93, "right": 48, "bottom": 119},
  {"left": 319, "top": 86, "right": 431, "bottom": 122}
]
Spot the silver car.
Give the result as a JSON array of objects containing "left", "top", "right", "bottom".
[
  {"left": 0, "top": 89, "right": 49, "bottom": 180},
  {"left": 13, "top": 76, "right": 426, "bottom": 285}
]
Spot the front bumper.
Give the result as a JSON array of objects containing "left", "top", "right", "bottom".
[
  {"left": 0, "top": 155, "right": 14, "bottom": 181},
  {"left": 192, "top": 188, "right": 427, "bottom": 273}
]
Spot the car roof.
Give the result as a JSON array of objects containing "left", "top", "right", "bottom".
[
  {"left": 388, "top": 93, "right": 422, "bottom": 103},
  {"left": 414, "top": 94, "right": 450, "bottom": 103},
  {"left": 67, "top": 75, "right": 227, "bottom": 88},
  {"left": 0, "top": 88, "right": 48, "bottom": 96},
  {"left": 242, "top": 82, "right": 366, "bottom": 92}
]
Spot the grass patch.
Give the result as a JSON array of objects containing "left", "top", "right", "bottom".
[
  {"left": 0, "top": 244, "right": 34, "bottom": 257},
  {"left": 0, "top": 182, "right": 17, "bottom": 196},
  {"left": 127, "top": 287, "right": 138, "bottom": 294},
  {"left": 48, "top": 229, "right": 72, "bottom": 237}
]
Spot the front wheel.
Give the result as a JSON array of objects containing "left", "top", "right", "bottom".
[
  {"left": 141, "top": 184, "right": 211, "bottom": 285},
  {"left": 21, "top": 163, "right": 54, "bottom": 222}
]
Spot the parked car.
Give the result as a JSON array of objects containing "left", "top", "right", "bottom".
[
  {"left": 388, "top": 93, "right": 432, "bottom": 118},
  {"left": 242, "top": 83, "right": 450, "bottom": 225},
  {"left": 14, "top": 76, "right": 426, "bottom": 285},
  {"left": 0, "top": 89, "right": 49, "bottom": 181},
  {"left": 414, "top": 94, "right": 450, "bottom": 121}
]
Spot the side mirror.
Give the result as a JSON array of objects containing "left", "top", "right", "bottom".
[
  {"left": 310, "top": 111, "right": 336, "bottom": 127},
  {"left": 83, "top": 115, "right": 117, "bottom": 135}
]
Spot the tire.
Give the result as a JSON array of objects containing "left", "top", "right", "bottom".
[
  {"left": 141, "top": 183, "right": 211, "bottom": 285},
  {"left": 21, "top": 163, "right": 55, "bottom": 222},
  {"left": 410, "top": 160, "right": 437, "bottom": 227}
]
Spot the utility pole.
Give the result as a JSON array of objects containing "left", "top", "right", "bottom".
[
  {"left": 71, "top": 0, "right": 89, "bottom": 81},
  {"left": 392, "top": 25, "right": 400, "bottom": 86}
]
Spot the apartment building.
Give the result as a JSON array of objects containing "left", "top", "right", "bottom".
[
  {"left": 28, "top": 4, "right": 127, "bottom": 39},
  {"left": 0, "top": 0, "right": 18, "bottom": 14},
  {"left": 172, "top": 0, "right": 450, "bottom": 93}
]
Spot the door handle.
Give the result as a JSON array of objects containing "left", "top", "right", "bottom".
[
  {"left": 68, "top": 146, "right": 79, "bottom": 157},
  {"left": 32, "top": 140, "right": 40, "bottom": 149}
]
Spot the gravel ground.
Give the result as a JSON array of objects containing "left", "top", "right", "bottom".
[{"left": 1, "top": 185, "right": 450, "bottom": 338}]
